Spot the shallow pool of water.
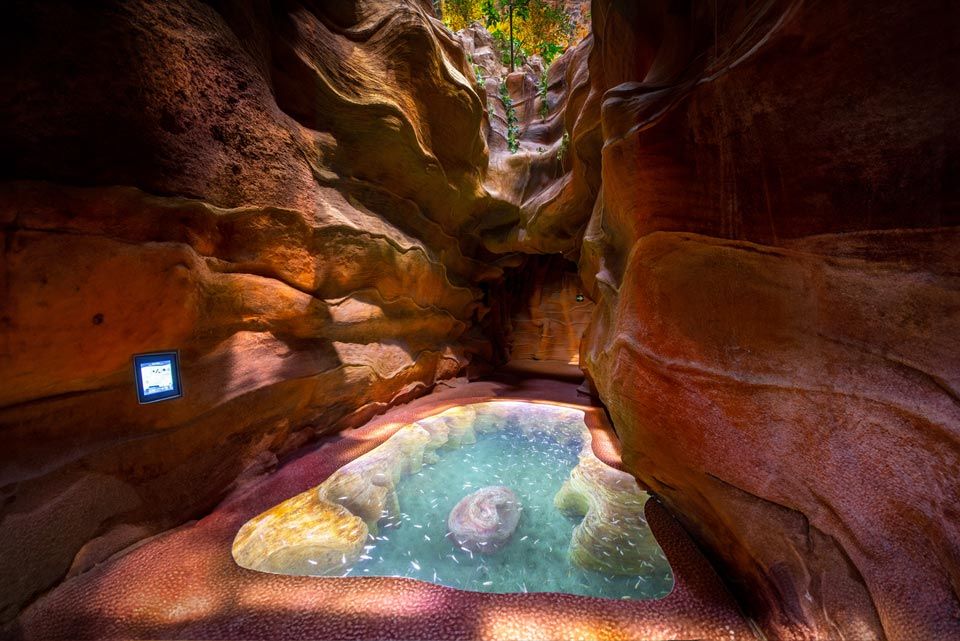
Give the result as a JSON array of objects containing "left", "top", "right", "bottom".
[{"left": 233, "top": 401, "right": 674, "bottom": 600}]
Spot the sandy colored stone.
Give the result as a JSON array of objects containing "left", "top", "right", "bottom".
[
  {"left": 232, "top": 491, "right": 368, "bottom": 576},
  {"left": 555, "top": 449, "right": 664, "bottom": 576}
]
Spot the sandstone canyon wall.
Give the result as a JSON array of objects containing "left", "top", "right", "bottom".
[
  {"left": 0, "top": 0, "right": 517, "bottom": 621},
  {"left": 2, "top": 0, "right": 958, "bottom": 639},
  {"left": 565, "top": 1, "right": 959, "bottom": 640},
  {"left": 501, "top": 256, "right": 593, "bottom": 365}
]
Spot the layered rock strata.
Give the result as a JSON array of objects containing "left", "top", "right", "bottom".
[
  {"left": 553, "top": 1, "right": 960, "bottom": 639},
  {"left": 555, "top": 446, "right": 667, "bottom": 578},
  {"left": 0, "top": 0, "right": 508, "bottom": 620}
]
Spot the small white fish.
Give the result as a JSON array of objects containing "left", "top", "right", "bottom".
[
  {"left": 520, "top": 536, "right": 528, "bottom": 541},
  {"left": 482, "top": 581, "right": 493, "bottom": 586},
  {"left": 448, "top": 554, "right": 460, "bottom": 564},
  {"left": 424, "top": 535, "right": 431, "bottom": 541},
  {"left": 411, "top": 561, "right": 421, "bottom": 571},
  {"left": 308, "top": 559, "right": 318, "bottom": 566},
  {"left": 359, "top": 555, "right": 373, "bottom": 561}
]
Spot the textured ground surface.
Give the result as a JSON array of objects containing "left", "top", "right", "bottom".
[{"left": 9, "top": 377, "right": 752, "bottom": 641}]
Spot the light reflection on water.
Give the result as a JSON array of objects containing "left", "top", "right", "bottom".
[{"left": 233, "top": 401, "right": 674, "bottom": 600}]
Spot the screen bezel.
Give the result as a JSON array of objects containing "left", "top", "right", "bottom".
[{"left": 133, "top": 350, "right": 183, "bottom": 404}]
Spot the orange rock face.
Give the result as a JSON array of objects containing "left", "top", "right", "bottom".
[
  {"left": 568, "top": 1, "right": 960, "bottom": 640},
  {"left": 2, "top": 0, "right": 958, "bottom": 638},
  {"left": 500, "top": 255, "right": 594, "bottom": 365},
  {"left": 0, "top": 0, "right": 502, "bottom": 621}
]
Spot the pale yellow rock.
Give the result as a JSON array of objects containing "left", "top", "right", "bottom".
[
  {"left": 554, "top": 449, "right": 663, "bottom": 575},
  {"left": 418, "top": 406, "right": 478, "bottom": 448},
  {"left": 232, "top": 490, "right": 367, "bottom": 576},
  {"left": 320, "top": 424, "right": 433, "bottom": 532}
]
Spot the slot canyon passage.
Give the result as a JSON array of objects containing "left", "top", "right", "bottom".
[{"left": 0, "top": 0, "right": 958, "bottom": 639}]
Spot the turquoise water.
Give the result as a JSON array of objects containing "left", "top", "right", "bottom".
[{"left": 345, "top": 412, "right": 674, "bottom": 600}]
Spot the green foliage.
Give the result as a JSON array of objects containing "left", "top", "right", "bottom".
[
  {"left": 473, "top": 64, "right": 485, "bottom": 85},
  {"left": 444, "top": 0, "right": 574, "bottom": 70},
  {"left": 499, "top": 81, "right": 520, "bottom": 153},
  {"left": 537, "top": 70, "right": 549, "bottom": 119},
  {"left": 539, "top": 41, "right": 565, "bottom": 65},
  {"left": 491, "top": 30, "right": 527, "bottom": 69},
  {"left": 442, "top": 0, "right": 481, "bottom": 30},
  {"left": 557, "top": 130, "right": 570, "bottom": 165}
]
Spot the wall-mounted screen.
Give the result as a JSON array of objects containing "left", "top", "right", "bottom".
[{"left": 133, "top": 351, "right": 182, "bottom": 404}]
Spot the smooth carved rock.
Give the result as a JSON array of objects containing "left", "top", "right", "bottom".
[
  {"left": 0, "top": 0, "right": 500, "bottom": 619},
  {"left": 232, "top": 490, "right": 367, "bottom": 577},
  {"left": 447, "top": 486, "right": 522, "bottom": 554},
  {"left": 554, "top": 448, "right": 664, "bottom": 576},
  {"left": 320, "top": 425, "right": 435, "bottom": 533},
  {"left": 571, "top": 1, "right": 960, "bottom": 639}
]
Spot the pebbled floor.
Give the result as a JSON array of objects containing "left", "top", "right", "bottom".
[{"left": 10, "top": 375, "right": 755, "bottom": 640}]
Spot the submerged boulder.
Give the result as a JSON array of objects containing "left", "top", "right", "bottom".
[{"left": 447, "top": 486, "right": 522, "bottom": 554}]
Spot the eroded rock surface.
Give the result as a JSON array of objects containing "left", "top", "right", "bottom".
[
  {"left": 557, "top": 1, "right": 960, "bottom": 640},
  {"left": 232, "top": 490, "right": 368, "bottom": 577},
  {"left": 0, "top": 0, "right": 501, "bottom": 620},
  {"left": 555, "top": 447, "right": 665, "bottom": 577},
  {"left": 447, "top": 486, "right": 522, "bottom": 555},
  {"left": 3, "top": 0, "right": 957, "bottom": 638}
]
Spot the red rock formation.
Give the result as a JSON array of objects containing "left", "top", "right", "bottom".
[
  {"left": 3, "top": 0, "right": 958, "bottom": 639},
  {"left": 0, "top": 0, "right": 504, "bottom": 621},
  {"left": 499, "top": 255, "right": 594, "bottom": 365},
  {"left": 567, "top": 1, "right": 960, "bottom": 640}
]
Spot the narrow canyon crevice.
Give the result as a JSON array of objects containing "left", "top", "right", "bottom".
[{"left": 1, "top": 1, "right": 958, "bottom": 640}]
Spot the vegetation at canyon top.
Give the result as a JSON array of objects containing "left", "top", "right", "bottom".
[{"left": 436, "top": 0, "right": 589, "bottom": 69}]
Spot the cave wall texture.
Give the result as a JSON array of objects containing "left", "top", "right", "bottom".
[
  {"left": 501, "top": 256, "right": 594, "bottom": 365},
  {"left": 568, "top": 1, "right": 960, "bottom": 640},
  {"left": 1, "top": 0, "right": 959, "bottom": 640},
  {"left": 0, "top": 0, "right": 515, "bottom": 621}
]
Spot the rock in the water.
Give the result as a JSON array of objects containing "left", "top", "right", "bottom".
[
  {"left": 232, "top": 490, "right": 368, "bottom": 577},
  {"left": 554, "top": 448, "right": 664, "bottom": 576},
  {"left": 447, "top": 486, "right": 521, "bottom": 554}
]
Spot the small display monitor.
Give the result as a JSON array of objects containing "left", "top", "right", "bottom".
[{"left": 133, "top": 351, "right": 182, "bottom": 404}]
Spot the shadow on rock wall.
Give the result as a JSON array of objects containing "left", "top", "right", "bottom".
[
  {"left": 0, "top": 0, "right": 503, "bottom": 621},
  {"left": 560, "top": 1, "right": 959, "bottom": 640}
]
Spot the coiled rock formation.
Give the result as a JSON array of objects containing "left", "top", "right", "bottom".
[{"left": 447, "top": 486, "right": 522, "bottom": 555}]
